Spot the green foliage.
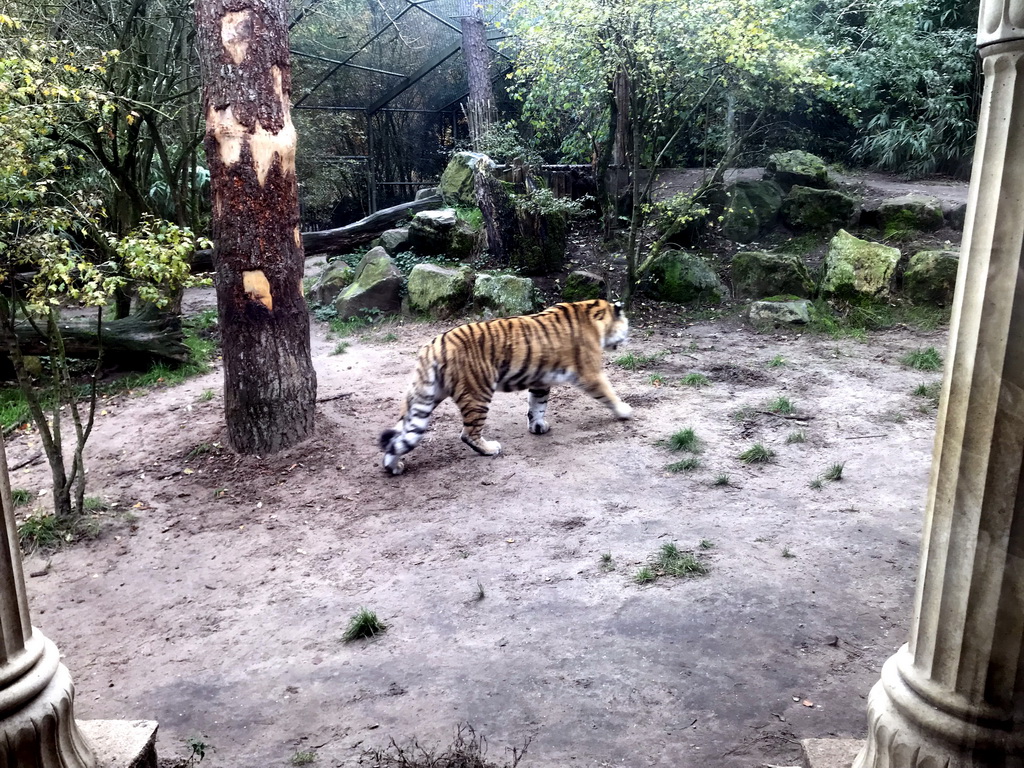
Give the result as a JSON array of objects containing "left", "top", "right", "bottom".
[
  {"left": 738, "top": 443, "right": 775, "bottom": 464},
  {"left": 767, "top": 396, "right": 795, "bottom": 414},
  {"left": 634, "top": 566, "right": 656, "bottom": 584},
  {"left": 902, "top": 347, "right": 943, "bottom": 371},
  {"left": 786, "top": 430, "right": 807, "bottom": 444},
  {"left": 767, "top": 355, "right": 787, "bottom": 368},
  {"left": 614, "top": 351, "right": 666, "bottom": 371},
  {"left": 713, "top": 473, "right": 732, "bottom": 486},
  {"left": 682, "top": 372, "right": 711, "bottom": 387},
  {"left": 660, "top": 428, "right": 702, "bottom": 453},
  {"left": 11, "top": 489, "right": 31, "bottom": 507},
  {"left": 18, "top": 511, "right": 97, "bottom": 551},
  {"left": 914, "top": 381, "right": 941, "bottom": 407},
  {"left": 666, "top": 457, "right": 702, "bottom": 473},
  {"left": 823, "top": 462, "right": 845, "bottom": 481},
  {"left": 343, "top": 609, "right": 387, "bottom": 642}
]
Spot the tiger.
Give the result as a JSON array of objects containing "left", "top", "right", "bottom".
[{"left": 379, "top": 299, "right": 632, "bottom": 475}]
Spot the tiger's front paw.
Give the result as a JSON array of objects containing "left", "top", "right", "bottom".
[
  {"left": 480, "top": 439, "right": 502, "bottom": 455},
  {"left": 529, "top": 420, "right": 550, "bottom": 435},
  {"left": 613, "top": 402, "right": 633, "bottom": 420},
  {"left": 382, "top": 454, "right": 406, "bottom": 475}
]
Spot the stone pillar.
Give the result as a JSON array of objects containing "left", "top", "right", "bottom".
[
  {"left": 854, "top": 3, "right": 1024, "bottom": 767},
  {"left": 0, "top": 436, "right": 93, "bottom": 768}
]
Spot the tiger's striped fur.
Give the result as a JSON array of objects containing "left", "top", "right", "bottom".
[{"left": 379, "top": 299, "right": 631, "bottom": 475}]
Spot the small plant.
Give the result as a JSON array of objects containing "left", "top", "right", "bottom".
[
  {"left": 682, "top": 372, "right": 710, "bottom": 387},
  {"left": 824, "top": 462, "right": 845, "bottom": 481},
  {"left": 176, "top": 737, "right": 212, "bottom": 768},
  {"left": 380, "top": 332, "right": 399, "bottom": 343},
  {"left": 83, "top": 496, "right": 106, "bottom": 511},
  {"left": 809, "top": 478, "right": 824, "bottom": 490},
  {"left": 647, "top": 373, "right": 666, "bottom": 386},
  {"left": 786, "top": 430, "right": 807, "bottom": 444},
  {"left": 292, "top": 750, "right": 317, "bottom": 766},
  {"left": 738, "top": 443, "right": 775, "bottom": 464},
  {"left": 881, "top": 409, "right": 907, "bottom": 424},
  {"left": 614, "top": 351, "right": 666, "bottom": 371},
  {"left": 767, "top": 354, "right": 787, "bottom": 368},
  {"left": 475, "top": 582, "right": 485, "bottom": 601},
  {"left": 600, "top": 552, "right": 614, "bottom": 570},
  {"left": 901, "top": 347, "right": 943, "bottom": 371},
  {"left": 18, "top": 513, "right": 97, "bottom": 551},
  {"left": 331, "top": 341, "right": 351, "bottom": 356},
  {"left": 343, "top": 608, "right": 387, "bottom": 642},
  {"left": 768, "top": 396, "right": 794, "bottom": 414},
  {"left": 913, "top": 381, "right": 941, "bottom": 408},
  {"left": 699, "top": 539, "right": 715, "bottom": 550},
  {"left": 654, "top": 542, "right": 708, "bottom": 577},
  {"left": 366, "top": 723, "right": 529, "bottom": 768},
  {"left": 666, "top": 457, "right": 702, "bottom": 473},
  {"left": 186, "top": 442, "right": 217, "bottom": 460},
  {"left": 713, "top": 473, "right": 732, "bottom": 486},
  {"left": 732, "top": 406, "right": 756, "bottom": 421},
  {"left": 660, "top": 427, "right": 701, "bottom": 453},
  {"left": 199, "top": 389, "right": 215, "bottom": 402},
  {"left": 782, "top": 547, "right": 796, "bottom": 559},
  {"left": 11, "top": 488, "right": 31, "bottom": 507},
  {"left": 635, "top": 566, "right": 656, "bottom": 584}
]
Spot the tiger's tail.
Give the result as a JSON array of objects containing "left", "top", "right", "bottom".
[{"left": 380, "top": 350, "right": 444, "bottom": 475}]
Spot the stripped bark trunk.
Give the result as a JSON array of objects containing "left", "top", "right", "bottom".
[
  {"left": 459, "top": 0, "right": 495, "bottom": 147},
  {"left": 196, "top": 0, "right": 317, "bottom": 454}
]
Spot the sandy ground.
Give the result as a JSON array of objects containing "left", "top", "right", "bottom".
[{"left": 12, "top": 298, "right": 946, "bottom": 768}]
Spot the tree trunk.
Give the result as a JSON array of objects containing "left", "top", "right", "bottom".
[
  {"left": 196, "top": 0, "right": 317, "bottom": 455},
  {"left": 459, "top": 0, "right": 495, "bottom": 147}
]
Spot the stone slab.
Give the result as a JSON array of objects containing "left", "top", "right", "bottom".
[
  {"left": 79, "top": 720, "right": 158, "bottom": 768},
  {"left": 801, "top": 738, "right": 863, "bottom": 768}
]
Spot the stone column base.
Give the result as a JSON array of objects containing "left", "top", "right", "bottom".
[{"left": 801, "top": 738, "right": 864, "bottom": 768}]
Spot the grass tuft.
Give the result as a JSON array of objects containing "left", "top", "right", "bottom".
[
  {"left": 647, "top": 373, "right": 666, "bottom": 387},
  {"left": 614, "top": 351, "right": 667, "bottom": 371},
  {"left": 634, "top": 566, "right": 656, "bottom": 584},
  {"left": 654, "top": 542, "right": 708, "bottom": 577},
  {"left": 738, "top": 443, "right": 775, "bottom": 464},
  {"left": 767, "top": 354, "right": 787, "bottom": 368},
  {"left": 699, "top": 539, "right": 715, "bottom": 550},
  {"left": 331, "top": 341, "right": 351, "bottom": 356},
  {"left": 292, "top": 751, "right": 317, "bottom": 766},
  {"left": 767, "top": 396, "right": 794, "bottom": 414},
  {"left": 18, "top": 513, "right": 97, "bottom": 552},
  {"left": 823, "top": 462, "right": 845, "bottom": 481},
  {"left": 901, "top": 347, "right": 943, "bottom": 371},
  {"left": 782, "top": 547, "right": 796, "bottom": 559},
  {"left": 343, "top": 608, "right": 387, "bottom": 642},
  {"left": 11, "top": 488, "right": 31, "bottom": 507},
  {"left": 713, "top": 473, "right": 732, "bottom": 487},
  {"left": 666, "top": 457, "right": 701, "bottom": 473},
  {"left": 660, "top": 427, "right": 702, "bottom": 453},
  {"left": 786, "top": 430, "right": 807, "bottom": 444},
  {"left": 682, "top": 372, "right": 710, "bottom": 387}
]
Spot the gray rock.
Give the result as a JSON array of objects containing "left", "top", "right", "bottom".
[
  {"left": 722, "top": 180, "right": 784, "bottom": 243},
  {"left": 945, "top": 201, "right": 968, "bottom": 230},
  {"left": 408, "top": 209, "right": 459, "bottom": 255},
  {"left": 748, "top": 299, "right": 812, "bottom": 327},
  {"left": 407, "top": 263, "right": 474, "bottom": 318},
  {"left": 821, "top": 230, "right": 900, "bottom": 300},
  {"left": 876, "top": 194, "right": 945, "bottom": 234},
  {"left": 416, "top": 186, "right": 440, "bottom": 201},
  {"left": 562, "top": 270, "right": 606, "bottom": 302},
  {"left": 764, "top": 150, "right": 830, "bottom": 191},
  {"left": 643, "top": 250, "right": 724, "bottom": 304},
  {"left": 334, "top": 246, "right": 403, "bottom": 319},
  {"left": 375, "top": 228, "right": 411, "bottom": 256},
  {"left": 731, "top": 251, "right": 814, "bottom": 299},
  {"left": 781, "top": 186, "right": 858, "bottom": 232},
  {"left": 474, "top": 274, "right": 537, "bottom": 316},
  {"left": 904, "top": 249, "right": 960, "bottom": 306},
  {"left": 307, "top": 260, "right": 356, "bottom": 307},
  {"left": 438, "top": 152, "right": 496, "bottom": 207}
]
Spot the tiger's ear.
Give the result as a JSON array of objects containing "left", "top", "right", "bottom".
[{"left": 612, "top": 301, "right": 624, "bottom": 317}]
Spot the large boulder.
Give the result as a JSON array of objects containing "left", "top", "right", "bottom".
[
  {"left": 781, "top": 186, "right": 858, "bottom": 232},
  {"left": 821, "top": 230, "right": 900, "bottom": 300},
  {"left": 449, "top": 218, "right": 481, "bottom": 261},
  {"left": 764, "top": 150, "right": 830, "bottom": 191},
  {"left": 406, "top": 263, "right": 474, "bottom": 318},
  {"left": 408, "top": 209, "right": 459, "bottom": 255},
  {"left": 562, "top": 270, "right": 606, "bottom": 302},
  {"left": 722, "top": 180, "right": 784, "bottom": 243},
  {"left": 904, "top": 249, "right": 960, "bottom": 306},
  {"left": 643, "top": 250, "right": 724, "bottom": 304},
  {"left": 474, "top": 274, "right": 537, "bottom": 316},
  {"left": 875, "top": 194, "right": 945, "bottom": 235},
  {"left": 374, "top": 228, "right": 411, "bottom": 256},
  {"left": 438, "top": 152, "right": 496, "bottom": 207},
  {"left": 731, "top": 251, "right": 814, "bottom": 299},
  {"left": 748, "top": 298, "right": 812, "bottom": 327},
  {"left": 307, "top": 260, "right": 355, "bottom": 307},
  {"left": 334, "top": 247, "right": 403, "bottom": 319}
]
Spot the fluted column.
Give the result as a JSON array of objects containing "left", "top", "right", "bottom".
[
  {"left": 0, "top": 436, "right": 93, "bottom": 768},
  {"left": 854, "top": 2, "right": 1024, "bottom": 767}
]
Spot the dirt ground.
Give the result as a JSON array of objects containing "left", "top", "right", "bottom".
[{"left": 12, "top": 296, "right": 943, "bottom": 768}]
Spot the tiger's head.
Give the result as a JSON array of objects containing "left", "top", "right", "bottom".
[{"left": 599, "top": 300, "right": 629, "bottom": 351}]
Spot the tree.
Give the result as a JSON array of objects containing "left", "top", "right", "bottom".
[
  {"left": 0, "top": 16, "right": 207, "bottom": 521},
  {"left": 195, "top": 0, "right": 318, "bottom": 454},
  {"left": 502, "top": 0, "right": 837, "bottom": 303},
  {"left": 459, "top": 0, "right": 496, "bottom": 147}
]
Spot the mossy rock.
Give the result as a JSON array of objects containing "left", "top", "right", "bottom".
[
  {"left": 374, "top": 228, "right": 411, "bottom": 256},
  {"left": 748, "top": 299, "right": 812, "bottom": 328},
  {"left": 307, "top": 260, "right": 356, "bottom": 307},
  {"left": 409, "top": 209, "right": 458, "bottom": 255},
  {"left": 731, "top": 251, "right": 813, "bottom": 300},
  {"left": 722, "top": 180, "right": 784, "bottom": 243},
  {"left": 904, "top": 249, "right": 960, "bottom": 306},
  {"left": 821, "top": 230, "right": 900, "bottom": 300},
  {"left": 449, "top": 219, "right": 481, "bottom": 261},
  {"left": 764, "top": 150, "right": 830, "bottom": 191},
  {"left": 474, "top": 274, "right": 538, "bottom": 316},
  {"left": 406, "top": 263, "right": 474, "bottom": 318},
  {"left": 334, "top": 246, "right": 403, "bottom": 319},
  {"left": 562, "top": 270, "right": 606, "bottom": 302},
  {"left": 438, "top": 152, "right": 496, "bottom": 207},
  {"left": 643, "top": 250, "right": 724, "bottom": 304},
  {"left": 781, "top": 186, "right": 858, "bottom": 232},
  {"left": 877, "top": 195, "right": 944, "bottom": 236}
]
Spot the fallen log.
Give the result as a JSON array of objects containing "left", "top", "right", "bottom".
[
  {"left": 7, "top": 313, "right": 190, "bottom": 370},
  {"left": 191, "top": 195, "right": 444, "bottom": 270}
]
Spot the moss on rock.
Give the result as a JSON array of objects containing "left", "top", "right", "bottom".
[
  {"left": 731, "top": 251, "right": 813, "bottom": 300},
  {"left": 474, "top": 273, "right": 537, "bottom": 316},
  {"left": 821, "top": 230, "right": 900, "bottom": 300}
]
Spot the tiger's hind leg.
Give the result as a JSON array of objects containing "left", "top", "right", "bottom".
[
  {"left": 455, "top": 388, "right": 501, "bottom": 456},
  {"left": 527, "top": 388, "right": 551, "bottom": 434},
  {"left": 579, "top": 371, "right": 632, "bottom": 420},
  {"left": 380, "top": 379, "right": 443, "bottom": 475}
]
